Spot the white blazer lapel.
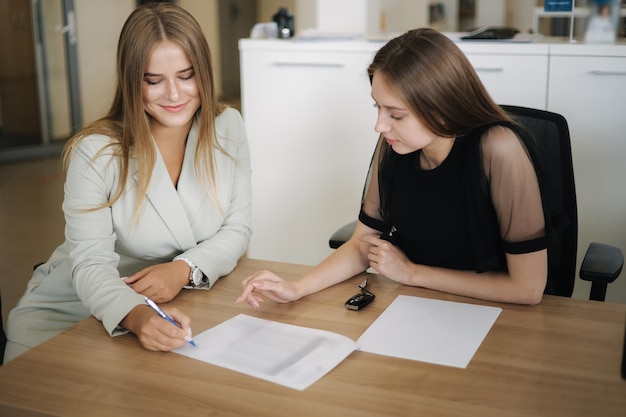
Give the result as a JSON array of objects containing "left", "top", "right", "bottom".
[
  {"left": 140, "top": 130, "right": 198, "bottom": 251},
  {"left": 176, "top": 122, "right": 209, "bottom": 220}
]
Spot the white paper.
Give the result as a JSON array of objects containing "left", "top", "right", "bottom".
[
  {"left": 174, "top": 314, "right": 357, "bottom": 391},
  {"left": 357, "top": 295, "right": 501, "bottom": 368}
]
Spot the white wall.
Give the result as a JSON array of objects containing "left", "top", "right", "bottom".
[
  {"left": 178, "top": 1, "right": 221, "bottom": 98},
  {"left": 292, "top": 0, "right": 460, "bottom": 37},
  {"left": 475, "top": 0, "right": 506, "bottom": 28},
  {"left": 367, "top": 0, "right": 430, "bottom": 35},
  {"left": 316, "top": 0, "right": 367, "bottom": 33},
  {"left": 505, "top": 0, "right": 537, "bottom": 33},
  {"left": 74, "top": 0, "right": 134, "bottom": 126}
]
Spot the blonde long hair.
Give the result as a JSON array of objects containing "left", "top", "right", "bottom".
[{"left": 63, "top": 2, "right": 225, "bottom": 219}]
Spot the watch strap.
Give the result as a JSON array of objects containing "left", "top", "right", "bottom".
[{"left": 177, "top": 257, "right": 200, "bottom": 287}]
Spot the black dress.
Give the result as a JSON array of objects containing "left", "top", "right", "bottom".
[{"left": 359, "top": 121, "right": 563, "bottom": 276}]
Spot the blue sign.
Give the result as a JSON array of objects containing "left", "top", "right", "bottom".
[{"left": 545, "top": 0, "right": 573, "bottom": 11}]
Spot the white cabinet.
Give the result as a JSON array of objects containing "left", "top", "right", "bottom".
[
  {"left": 240, "top": 40, "right": 379, "bottom": 265},
  {"left": 547, "top": 44, "right": 626, "bottom": 303},
  {"left": 240, "top": 38, "right": 551, "bottom": 266},
  {"left": 459, "top": 42, "right": 550, "bottom": 109}
]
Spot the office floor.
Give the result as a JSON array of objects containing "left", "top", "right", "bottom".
[{"left": 0, "top": 156, "right": 65, "bottom": 330}]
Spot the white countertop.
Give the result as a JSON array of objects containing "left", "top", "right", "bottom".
[{"left": 240, "top": 35, "right": 626, "bottom": 57}]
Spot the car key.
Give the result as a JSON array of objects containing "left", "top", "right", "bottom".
[{"left": 345, "top": 277, "right": 375, "bottom": 310}]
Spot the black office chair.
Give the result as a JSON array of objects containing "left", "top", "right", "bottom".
[{"left": 329, "top": 105, "right": 623, "bottom": 301}]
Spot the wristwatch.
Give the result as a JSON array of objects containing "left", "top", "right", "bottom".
[{"left": 178, "top": 257, "right": 206, "bottom": 287}]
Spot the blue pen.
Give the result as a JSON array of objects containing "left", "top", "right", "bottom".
[{"left": 144, "top": 297, "right": 197, "bottom": 347}]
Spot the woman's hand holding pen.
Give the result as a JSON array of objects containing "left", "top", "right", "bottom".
[
  {"left": 121, "top": 304, "right": 192, "bottom": 351},
  {"left": 237, "top": 270, "right": 301, "bottom": 307},
  {"left": 123, "top": 261, "right": 189, "bottom": 303}
]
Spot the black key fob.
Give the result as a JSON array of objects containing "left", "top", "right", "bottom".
[{"left": 345, "top": 292, "right": 375, "bottom": 310}]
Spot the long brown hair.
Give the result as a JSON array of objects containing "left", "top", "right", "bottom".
[
  {"left": 369, "top": 28, "right": 514, "bottom": 222},
  {"left": 62, "top": 2, "right": 225, "bottom": 218},
  {"left": 367, "top": 28, "right": 511, "bottom": 137}
]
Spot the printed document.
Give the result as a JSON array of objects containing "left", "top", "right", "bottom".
[
  {"left": 175, "top": 296, "right": 501, "bottom": 389},
  {"left": 174, "top": 314, "right": 357, "bottom": 391}
]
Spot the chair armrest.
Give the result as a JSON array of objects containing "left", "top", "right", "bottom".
[
  {"left": 579, "top": 242, "right": 624, "bottom": 301},
  {"left": 329, "top": 220, "right": 357, "bottom": 249},
  {"left": 580, "top": 242, "right": 624, "bottom": 283}
]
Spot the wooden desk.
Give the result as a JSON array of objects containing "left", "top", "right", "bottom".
[{"left": 0, "top": 258, "right": 624, "bottom": 417}]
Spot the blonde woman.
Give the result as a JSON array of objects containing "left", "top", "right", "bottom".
[{"left": 5, "top": 3, "right": 251, "bottom": 362}]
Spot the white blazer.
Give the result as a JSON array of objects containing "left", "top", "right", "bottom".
[{"left": 6, "top": 108, "right": 252, "bottom": 354}]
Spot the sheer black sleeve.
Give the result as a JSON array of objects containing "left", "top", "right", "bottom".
[{"left": 479, "top": 125, "right": 548, "bottom": 254}]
